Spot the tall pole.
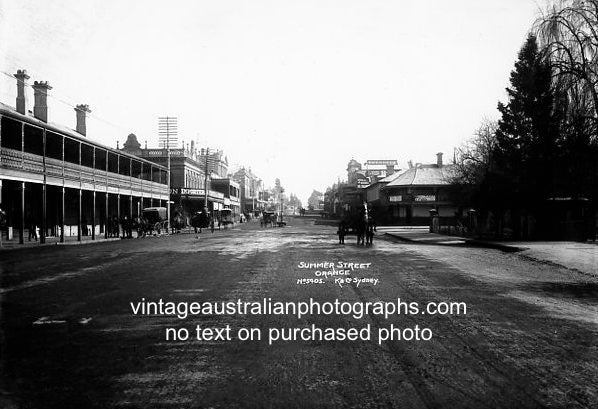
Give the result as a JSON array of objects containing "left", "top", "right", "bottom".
[
  {"left": 167, "top": 121, "right": 170, "bottom": 227},
  {"left": 204, "top": 148, "right": 209, "bottom": 211},
  {"left": 159, "top": 116, "right": 178, "bottom": 230}
]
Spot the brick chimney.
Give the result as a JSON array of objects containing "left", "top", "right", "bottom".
[
  {"left": 75, "top": 104, "right": 91, "bottom": 136},
  {"left": 32, "top": 81, "right": 52, "bottom": 123},
  {"left": 14, "top": 69, "right": 30, "bottom": 115},
  {"left": 436, "top": 152, "right": 443, "bottom": 167}
]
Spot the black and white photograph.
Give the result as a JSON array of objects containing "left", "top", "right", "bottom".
[{"left": 0, "top": 1, "right": 597, "bottom": 408}]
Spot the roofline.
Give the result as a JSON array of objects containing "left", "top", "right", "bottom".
[
  {"left": 0, "top": 103, "right": 166, "bottom": 169},
  {"left": 382, "top": 183, "right": 450, "bottom": 190}
]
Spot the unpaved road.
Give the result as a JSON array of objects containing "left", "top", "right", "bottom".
[{"left": 1, "top": 217, "right": 596, "bottom": 408}]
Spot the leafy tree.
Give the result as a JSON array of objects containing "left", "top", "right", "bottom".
[
  {"left": 494, "top": 34, "right": 561, "bottom": 216},
  {"left": 452, "top": 35, "right": 561, "bottom": 238},
  {"left": 307, "top": 190, "right": 323, "bottom": 211},
  {"left": 287, "top": 193, "right": 303, "bottom": 212}
]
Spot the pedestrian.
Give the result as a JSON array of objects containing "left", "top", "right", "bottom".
[
  {"left": 28, "top": 220, "right": 37, "bottom": 241},
  {"left": 366, "top": 224, "right": 374, "bottom": 245},
  {"left": 81, "top": 216, "right": 88, "bottom": 236},
  {"left": 337, "top": 221, "right": 346, "bottom": 244},
  {"left": 0, "top": 205, "right": 6, "bottom": 228},
  {"left": 210, "top": 216, "right": 215, "bottom": 234}
]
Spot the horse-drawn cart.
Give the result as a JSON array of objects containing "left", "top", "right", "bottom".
[
  {"left": 190, "top": 209, "right": 210, "bottom": 232},
  {"left": 261, "top": 211, "right": 276, "bottom": 227},
  {"left": 142, "top": 207, "right": 168, "bottom": 234},
  {"left": 220, "top": 208, "right": 234, "bottom": 228}
]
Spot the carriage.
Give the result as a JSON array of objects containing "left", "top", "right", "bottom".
[
  {"left": 190, "top": 209, "right": 210, "bottom": 232},
  {"left": 339, "top": 205, "right": 375, "bottom": 245},
  {"left": 261, "top": 211, "right": 276, "bottom": 227},
  {"left": 142, "top": 207, "right": 169, "bottom": 235},
  {"left": 220, "top": 208, "right": 234, "bottom": 228}
]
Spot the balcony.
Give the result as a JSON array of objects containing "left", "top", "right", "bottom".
[{"left": 1, "top": 147, "right": 168, "bottom": 197}]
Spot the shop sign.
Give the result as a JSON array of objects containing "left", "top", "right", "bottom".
[
  {"left": 179, "top": 188, "right": 206, "bottom": 196},
  {"left": 414, "top": 195, "right": 436, "bottom": 202}
]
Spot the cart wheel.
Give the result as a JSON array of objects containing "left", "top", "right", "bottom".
[{"left": 155, "top": 222, "right": 161, "bottom": 234}]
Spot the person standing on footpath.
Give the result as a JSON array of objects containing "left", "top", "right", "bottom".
[
  {"left": 27, "top": 212, "right": 37, "bottom": 242},
  {"left": 337, "top": 220, "right": 346, "bottom": 244},
  {"left": 366, "top": 224, "right": 374, "bottom": 245}
]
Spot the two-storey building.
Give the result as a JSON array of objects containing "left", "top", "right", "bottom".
[{"left": 0, "top": 70, "right": 169, "bottom": 244}]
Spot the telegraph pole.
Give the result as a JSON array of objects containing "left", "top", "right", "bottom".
[
  {"left": 158, "top": 116, "right": 178, "bottom": 229},
  {"left": 203, "top": 147, "right": 209, "bottom": 212}
]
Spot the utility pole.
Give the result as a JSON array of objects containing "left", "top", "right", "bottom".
[
  {"left": 158, "top": 116, "right": 177, "bottom": 229},
  {"left": 203, "top": 147, "right": 210, "bottom": 212}
]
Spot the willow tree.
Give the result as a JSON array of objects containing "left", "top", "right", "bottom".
[
  {"left": 535, "top": 1, "right": 598, "bottom": 201},
  {"left": 535, "top": 0, "right": 598, "bottom": 135}
]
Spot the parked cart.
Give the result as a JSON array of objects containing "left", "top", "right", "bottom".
[{"left": 142, "top": 207, "right": 168, "bottom": 235}]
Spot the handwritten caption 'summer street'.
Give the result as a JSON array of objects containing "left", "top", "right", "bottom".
[{"left": 296, "top": 261, "right": 379, "bottom": 287}]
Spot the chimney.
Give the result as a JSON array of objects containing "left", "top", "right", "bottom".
[
  {"left": 75, "top": 104, "right": 91, "bottom": 136},
  {"left": 408, "top": 160, "right": 413, "bottom": 169},
  {"left": 14, "top": 69, "right": 30, "bottom": 115},
  {"left": 32, "top": 81, "right": 52, "bottom": 123},
  {"left": 436, "top": 152, "right": 443, "bottom": 167}
]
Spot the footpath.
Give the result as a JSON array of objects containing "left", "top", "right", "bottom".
[
  {"left": 0, "top": 234, "right": 122, "bottom": 250},
  {"left": 378, "top": 226, "right": 598, "bottom": 278},
  {"left": 0, "top": 218, "right": 265, "bottom": 251}
]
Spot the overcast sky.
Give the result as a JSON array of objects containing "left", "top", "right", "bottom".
[{"left": 0, "top": 0, "right": 541, "bottom": 202}]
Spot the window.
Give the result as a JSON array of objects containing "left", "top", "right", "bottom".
[
  {"left": 95, "top": 149, "right": 107, "bottom": 171},
  {"left": 23, "top": 124, "right": 43, "bottom": 156},
  {"left": 0, "top": 116, "right": 22, "bottom": 150},
  {"left": 132, "top": 160, "right": 142, "bottom": 179},
  {"left": 108, "top": 152, "right": 118, "bottom": 173},
  {"left": 64, "top": 137, "right": 80, "bottom": 164},
  {"left": 81, "top": 144, "right": 94, "bottom": 168},
  {"left": 46, "top": 131, "right": 63, "bottom": 160}
]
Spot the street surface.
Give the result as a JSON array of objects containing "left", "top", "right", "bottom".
[{"left": 0, "top": 217, "right": 597, "bottom": 409}]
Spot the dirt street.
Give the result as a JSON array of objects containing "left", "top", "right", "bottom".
[{"left": 0, "top": 217, "right": 596, "bottom": 408}]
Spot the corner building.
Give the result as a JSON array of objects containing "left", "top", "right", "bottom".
[{"left": 0, "top": 70, "right": 169, "bottom": 244}]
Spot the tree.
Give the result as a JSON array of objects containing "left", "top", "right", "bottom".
[
  {"left": 453, "top": 119, "right": 498, "bottom": 186},
  {"left": 536, "top": 0, "right": 598, "bottom": 126},
  {"left": 452, "top": 35, "right": 561, "bottom": 238},
  {"left": 535, "top": 1, "right": 598, "bottom": 202},
  {"left": 307, "top": 190, "right": 323, "bottom": 211},
  {"left": 494, "top": 34, "right": 561, "bottom": 212},
  {"left": 451, "top": 119, "right": 499, "bottom": 210},
  {"left": 287, "top": 193, "right": 303, "bottom": 213}
]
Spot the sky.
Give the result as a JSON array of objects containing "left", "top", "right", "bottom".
[{"left": 0, "top": 0, "right": 542, "bottom": 203}]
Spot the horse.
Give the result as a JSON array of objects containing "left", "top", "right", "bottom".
[
  {"left": 355, "top": 206, "right": 370, "bottom": 246},
  {"left": 132, "top": 216, "right": 148, "bottom": 237},
  {"left": 191, "top": 211, "right": 209, "bottom": 233},
  {"left": 171, "top": 212, "right": 186, "bottom": 234}
]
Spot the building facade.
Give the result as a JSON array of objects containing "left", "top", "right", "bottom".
[
  {"left": 211, "top": 177, "right": 241, "bottom": 220},
  {"left": 120, "top": 135, "right": 231, "bottom": 218},
  {"left": 0, "top": 70, "right": 169, "bottom": 244},
  {"left": 382, "top": 153, "right": 456, "bottom": 225},
  {"left": 232, "top": 167, "right": 265, "bottom": 215}
]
